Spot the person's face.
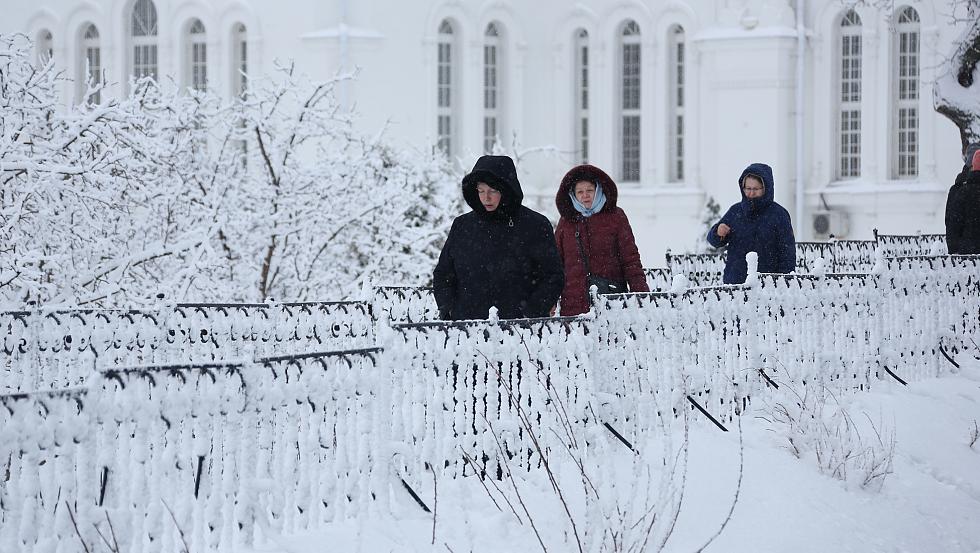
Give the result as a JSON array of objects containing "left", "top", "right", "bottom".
[
  {"left": 742, "top": 176, "right": 765, "bottom": 199},
  {"left": 574, "top": 181, "right": 597, "bottom": 209},
  {"left": 476, "top": 182, "right": 502, "bottom": 212}
]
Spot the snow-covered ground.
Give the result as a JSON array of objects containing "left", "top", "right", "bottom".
[{"left": 248, "top": 358, "right": 980, "bottom": 553}]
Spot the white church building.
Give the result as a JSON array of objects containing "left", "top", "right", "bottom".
[{"left": 4, "top": 0, "right": 967, "bottom": 263}]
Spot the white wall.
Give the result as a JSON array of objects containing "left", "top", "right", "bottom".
[{"left": 2, "top": 0, "right": 967, "bottom": 265}]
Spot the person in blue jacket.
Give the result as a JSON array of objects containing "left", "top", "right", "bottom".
[{"left": 706, "top": 163, "right": 796, "bottom": 284}]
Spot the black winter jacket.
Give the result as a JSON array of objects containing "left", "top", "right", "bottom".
[
  {"left": 946, "top": 167, "right": 980, "bottom": 254},
  {"left": 433, "top": 156, "right": 564, "bottom": 320}
]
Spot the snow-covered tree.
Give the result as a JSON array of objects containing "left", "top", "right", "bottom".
[
  {"left": 934, "top": 1, "right": 980, "bottom": 151},
  {"left": 847, "top": 0, "right": 980, "bottom": 152},
  {"left": 0, "top": 34, "right": 458, "bottom": 308}
]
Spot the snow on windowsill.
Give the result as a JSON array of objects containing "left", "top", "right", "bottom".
[
  {"left": 617, "top": 184, "right": 702, "bottom": 197},
  {"left": 692, "top": 26, "right": 798, "bottom": 42},
  {"left": 301, "top": 24, "right": 385, "bottom": 41},
  {"left": 809, "top": 180, "right": 948, "bottom": 195}
]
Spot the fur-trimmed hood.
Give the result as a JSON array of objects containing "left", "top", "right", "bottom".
[{"left": 555, "top": 164, "right": 619, "bottom": 219}]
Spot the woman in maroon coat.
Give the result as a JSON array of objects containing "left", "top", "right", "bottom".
[{"left": 554, "top": 164, "right": 649, "bottom": 316}]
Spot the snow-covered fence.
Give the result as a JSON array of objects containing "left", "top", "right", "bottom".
[
  {"left": 882, "top": 256, "right": 980, "bottom": 374},
  {"left": 590, "top": 257, "right": 978, "bottom": 424},
  {"left": 643, "top": 267, "right": 673, "bottom": 291},
  {"left": 665, "top": 251, "right": 726, "bottom": 287},
  {"left": 0, "top": 349, "right": 387, "bottom": 553},
  {"left": 752, "top": 274, "right": 881, "bottom": 389},
  {"left": 385, "top": 317, "right": 596, "bottom": 483},
  {"left": 830, "top": 239, "right": 878, "bottom": 272},
  {"left": 370, "top": 275, "right": 675, "bottom": 325},
  {"left": 795, "top": 241, "right": 836, "bottom": 272},
  {"left": 874, "top": 230, "right": 947, "bottom": 257},
  {"left": 4, "top": 252, "right": 979, "bottom": 553},
  {"left": 1, "top": 301, "right": 373, "bottom": 393},
  {"left": 372, "top": 286, "right": 438, "bottom": 324}
]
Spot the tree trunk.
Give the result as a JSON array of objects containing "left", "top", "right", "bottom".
[{"left": 934, "top": 5, "right": 980, "bottom": 154}]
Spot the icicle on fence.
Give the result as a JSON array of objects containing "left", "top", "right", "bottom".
[
  {"left": 1, "top": 301, "right": 373, "bottom": 393},
  {"left": 0, "top": 349, "right": 387, "bottom": 553}
]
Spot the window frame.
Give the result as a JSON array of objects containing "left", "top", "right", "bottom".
[
  {"left": 837, "top": 10, "right": 862, "bottom": 180},
  {"left": 130, "top": 0, "right": 159, "bottom": 83},
  {"left": 483, "top": 22, "right": 503, "bottom": 154},
  {"left": 574, "top": 29, "right": 590, "bottom": 165},
  {"left": 619, "top": 20, "right": 642, "bottom": 183},
  {"left": 37, "top": 29, "right": 53, "bottom": 65},
  {"left": 436, "top": 19, "right": 456, "bottom": 157},
  {"left": 80, "top": 24, "right": 101, "bottom": 103},
  {"left": 668, "top": 25, "right": 686, "bottom": 182},
  {"left": 891, "top": 6, "right": 920, "bottom": 179},
  {"left": 232, "top": 23, "right": 248, "bottom": 98},
  {"left": 187, "top": 19, "right": 207, "bottom": 92}
]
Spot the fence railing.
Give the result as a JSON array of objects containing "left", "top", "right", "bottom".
[
  {"left": 874, "top": 229, "right": 947, "bottom": 257},
  {"left": 1, "top": 302, "right": 373, "bottom": 393},
  {"left": 1, "top": 349, "right": 386, "bottom": 553},
  {"left": 3, "top": 246, "right": 978, "bottom": 553}
]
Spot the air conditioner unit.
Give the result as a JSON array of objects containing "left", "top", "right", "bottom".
[{"left": 811, "top": 210, "right": 848, "bottom": 240}]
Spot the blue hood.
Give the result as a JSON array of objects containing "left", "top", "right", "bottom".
[{"left": 739, "top": 163, "right": 775, "bottom": 216}]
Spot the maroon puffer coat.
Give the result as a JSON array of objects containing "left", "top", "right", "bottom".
[{"left": 555, "top": 165, "right": 649, "bottom": 316}]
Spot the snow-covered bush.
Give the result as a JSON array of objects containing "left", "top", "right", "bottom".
[
  {"left": 459, "top": 338, "right": 699, "bottom": 553},
  {"left": 0, "top": 35, "right": 458, "bottom": 309},
  {"left": 764, "top": 383, "right": 895, "bottom": 491}
]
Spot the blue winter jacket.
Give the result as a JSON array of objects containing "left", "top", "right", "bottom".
[{"left": 706, "top": 163, "right": 796, "bottom": 284}]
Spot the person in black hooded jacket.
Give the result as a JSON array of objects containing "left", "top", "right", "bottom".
[
  {"left": 945, "top": 143, "right": 980, "bottom": 254},
  {"left": 433, "top": 155, "right": 564, "bottom": 320}
]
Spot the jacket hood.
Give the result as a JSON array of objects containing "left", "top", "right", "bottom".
[
  {"left": 964, "top": 142, "right": 980, "bottom": 166},
  {"left": 739, "top": 162, "right": 775, "bottom": 214},
  {"left": 461, "top": 155, "right": 524, "bottom": 218},
  {"left": 555, "top": 164, "right": 619, "bottom": 219}
]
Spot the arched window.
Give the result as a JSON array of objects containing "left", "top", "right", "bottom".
[
  {"left": 437, "top": 20, "right": 456, "bottom": 157},
  {"left": 574, "top": 29, "right": 589, "bottom": 164},
  {"left": 892, "top": 6, "right": 919, "bottom": 178},
  {"left": 232, "top": 23, "right": 248, "bottom": 97},
  {"left": 37, "top": 30, "right": 53, "bottom": 65},
  {"left": 80, "top": 24, "right": 102, "bottom": 103},
  {"left": 131, "top": 0, "right": 159, "bottom": 81},
  {"left": 619, "top": 21, "right": 641, "bottom": 182},
  {"left": 668, "top": 25, "right": 685, "bottom": 182},
  {"left": 187, "top": 19, "right": 207, "bottom": 91},
  {"left": 838, "top": 10, "right": 862, "bottom": 179},
  {"left": 483, "top": 22, "right": 503, "bottom": 154}
]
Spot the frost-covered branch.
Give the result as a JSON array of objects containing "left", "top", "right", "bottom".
[
  {"left": 0, "top": 33, "right": 457, "bottom": 308},
  {"left": 934, "top": 2, "right": 980, "bottom": 150}
]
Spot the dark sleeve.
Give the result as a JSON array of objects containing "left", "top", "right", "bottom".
[
  {"left": 432, "top": 219, "right": 459, "bottom": 319},
  {"left": 525, "top": 217, "right": 565, "bottom": 317},
  {"left": 777, "top": 209, "right": 797, "bottom": 273},
  {"left": 945, "top": 185, "right": 963, "bottom": 254},
  {"left": 706, "top": 206, "right": 736, "bottom": 249},
  {"left": 616, "top": 210, "right": 649, "bottom": 292}
]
